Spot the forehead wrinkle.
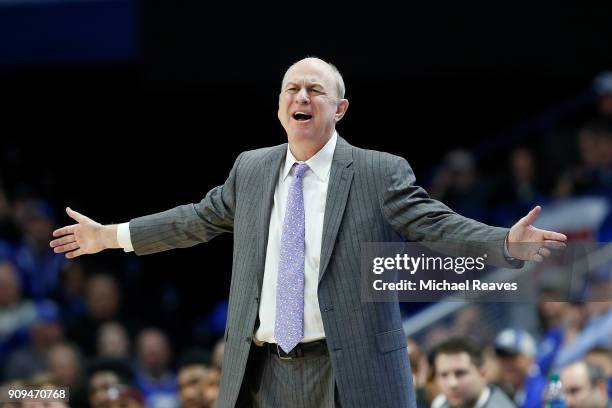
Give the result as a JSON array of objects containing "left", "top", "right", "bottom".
[
  {"left": 285, "top": 78, "right": 326, "bottom": 88},
  {"left": 283, "top": 65, "right": 334, "bottom": 89}
]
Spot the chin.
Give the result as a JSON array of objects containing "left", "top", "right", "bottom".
[{"left": 288, "top": 129, "right": 316, "bottom": 141}]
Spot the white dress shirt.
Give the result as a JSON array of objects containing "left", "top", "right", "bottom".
[{"left": 117, "top": 132, "right": 338, "bottom": 344}]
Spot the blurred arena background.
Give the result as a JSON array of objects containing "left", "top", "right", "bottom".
[{"left": 0, "top": 2, "right": 611, "bottom": 407}]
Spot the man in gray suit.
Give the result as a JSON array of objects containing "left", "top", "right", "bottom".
[
  {"left": 50, "top": 57, "right": 567, "bottom": 407},
  {"left": 430, "top": 337, "right": 517, "bottom": 408}
]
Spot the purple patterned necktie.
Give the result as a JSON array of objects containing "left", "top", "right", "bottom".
[{"left": 275, "top": 162, "right": 310, "bottom": 353}]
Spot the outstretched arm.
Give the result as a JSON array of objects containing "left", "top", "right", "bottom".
[
  {"left": 50, "top": 207, "right": 121, "bottom": 259},
  {"left": 51, "top": 152, "right": 243, "bottom": 258},
  {"left": 382, "top": 155, "right": 566, "bottom": 265}
]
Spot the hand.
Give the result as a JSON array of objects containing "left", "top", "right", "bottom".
[
  {"left": 508, "top": 205, "right": 567, "bottom": 262},
  {"left": 50, "top": 207, "right": 117, "bottom": 259}
]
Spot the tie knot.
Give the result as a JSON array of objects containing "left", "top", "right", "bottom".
[{"left": 294, "top": 163, "right": 310, "bottom": 179}]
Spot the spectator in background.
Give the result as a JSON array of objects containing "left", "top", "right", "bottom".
[
  {"left": 430, "top": 337, "right": 516, "bottom": 408},
  {"left": 554, "top": 296, "right": 612, "bottom": 369},
  {"left": 3, "top": 300, "right": 63, "bottom": 381},
  {"left": 594, "top": 71, "right": 612, "bottom": 120},
  {"left": 494, "top": 328, "right": 546, "bottom": 408},
  {"left": 0, "top": 260, "right": 38, "bottom": 364},
  {"left": 507, "top": 147, "right": 541, "bottom": 206},
  {"left": 0, "top": 181, "right": 19, "bottom": 243},
  {"left": 560, "top": 360, "right": 611, "bottom": 408},
  {"left": 88, "top": 357, "right": 136, "bottom": 408},
  {"left": 555, "top": 119, "right": 612, "bottom": 198},
  {"left": 106, "top": 385, "right": 146, "bottom": 408},
  {"left": 481, "top": 345, "right": 502, "bottom": 388},
  {"left": 12, "top": 199, "right": 68, "bottom": 299},
  {"left": 20, "top": 375, "right": 70, "bottom": 408},
  {"left": 68, "top": 273, "right": 124, "bottom": 357},
  {"left": 450, "top": 305, "right": 494, "bottom": 344},
  {"left": 211, "top": 338, "right": 224, "bottom": 371},
  {"left": 423, "top": 325, "right": 453, "bottom": 350},
  {"left": 492, "top": 146, "right": 546, "bottom": 227},
  {"left": 46, "top": 342, "right": 87, "bottom": 407},
  {"left": 47, "top": 344, "right": 81, "bottom": 385},
  {"left": 535, "top": 300, "right": 587, "bottom": 377},
  {"left": 407, "top": 338, "right": 432, "bottom": 408},
  {"left": 55, "top": 261, "right": 88, "bottom": 329},
  {"left": 586, "top": 347, "right": 612, "bottom": 399},
  {"left": 177, "top": 349, "right": 220, "bottom": 408},
  {"left": 429, "top": 149, "right": 491, "bottom": 223},
  {"left": 135, "top": 328, "right": 179, "bottom": 408},
  {"left": 97, "top": 321, "right": 131, "bottom": 359}
]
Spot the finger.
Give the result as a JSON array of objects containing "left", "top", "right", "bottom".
[
  {"left": 52, "top": 225, "right": 76, "bottom": 238},
  {"left": 543, "top": 230, "right": 567, "bottom": 241},
  {"left": 50, "top": 236, "right": 76, "bottom": 248},
  {"left": 65, "top": 248, "right": 84, "bottom": 259},
  {"left": 521, "top": 205, "right": 541, "bottom": 226},
  {"left": 532, "top": 253, "right": 544, "bottom": 262},
  {"left": 539, "top": 247, "right": 551, "bottom": 257},
  {"left": 54, "top": 242, "right": 80, "bottom": 254},
  {"left": 542, "top": 240, "right": 567, "bottom": 250},
  {"left": 66, "top": 207, "right": 88, "bottom": 223}
]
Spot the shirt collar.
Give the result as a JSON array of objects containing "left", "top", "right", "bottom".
[
  {"left": 282, "top": 131, "right": 338, "bottom": 182},
  {"left": 474, "top": 386, "right": 491, "bottom": 408}
]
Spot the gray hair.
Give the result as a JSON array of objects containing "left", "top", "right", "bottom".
[{"left": 282, "top": 57, "right": 346, "bottom": 99}]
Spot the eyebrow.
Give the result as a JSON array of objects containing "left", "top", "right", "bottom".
[{"left": 284, "top": 81, "right": 325, "bottom": 88}]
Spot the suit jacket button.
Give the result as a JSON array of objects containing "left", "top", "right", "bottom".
[{"left": 245, "top": 336, "right": 252, "bottom": 343}]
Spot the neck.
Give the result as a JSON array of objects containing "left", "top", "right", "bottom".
[{"left": 288, "top": 130, "right": 334, "bottom": 161}]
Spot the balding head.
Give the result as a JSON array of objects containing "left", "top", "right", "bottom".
[
  {"left": 561, "top": 360, "right": 609, "bottom": 408},
  {"left": 281, "top": 57, "right": 345, "bottom": 99}
]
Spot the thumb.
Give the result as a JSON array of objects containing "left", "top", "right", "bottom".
[
  {"left": 521, "top": 205, "right": 541, "bottom": 227},
  {"left": 66, "top": 207, "right": 88, "bottom": 223}
]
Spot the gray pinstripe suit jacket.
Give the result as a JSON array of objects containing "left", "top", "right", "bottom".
[{"left": 129, "top": 136, "right": 516, "bottom": 407}]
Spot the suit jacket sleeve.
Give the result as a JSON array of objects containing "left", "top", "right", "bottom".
[
  {"left": 128, "top": 152, "right": 243, "bottom": 256},
  {"left": 381, "top": 154, "right": 523, "bottom": 268}
]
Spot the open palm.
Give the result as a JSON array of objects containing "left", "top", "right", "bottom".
[
  {"left": 50, "top": 207, "right": 106, "bottom": 259},
  {"left": 508, "top": 206, "right": 567, "bottom": 262}
]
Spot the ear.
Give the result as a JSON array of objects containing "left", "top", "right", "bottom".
[
  {"left": 335, "top": 99, "right": 349, "bottom": 122},
  {"left": 277, "top": 94, "right": 283, "bottom": 121}
]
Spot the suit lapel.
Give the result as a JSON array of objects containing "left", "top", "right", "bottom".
[
  {"left": 255, "top": 144, "right": 286, "bottom": 294},
  {"left": 319, "top": 137, "right": 354, "bottom": 282}
]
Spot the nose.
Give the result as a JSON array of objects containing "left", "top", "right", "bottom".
[{"left": 296, "top": 87, "right": 310, "bottom": 104}]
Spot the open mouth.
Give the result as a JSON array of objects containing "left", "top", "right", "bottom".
[{"left": 292, "top": 112, "right": 313, "bottom": 121}]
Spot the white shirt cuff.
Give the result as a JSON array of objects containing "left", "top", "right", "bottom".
[{"left": 117, "top": 222, "right": 134, "bottom": 253}]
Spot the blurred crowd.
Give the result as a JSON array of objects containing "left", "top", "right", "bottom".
[
  {"left": 407, "top": 298, "right": 612, "bottom": 407},
  {"left": 405, "top": 72, "right": 612, "bottom": 408},
  {"left": 0, "top": 248, "right": 223, "bottom": 408},
  {"left": 428, "top": 72, "right": 612, "bottom": 238},
  {"left": 0, "top": 72, "right": 611, "bottom": 408}
]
